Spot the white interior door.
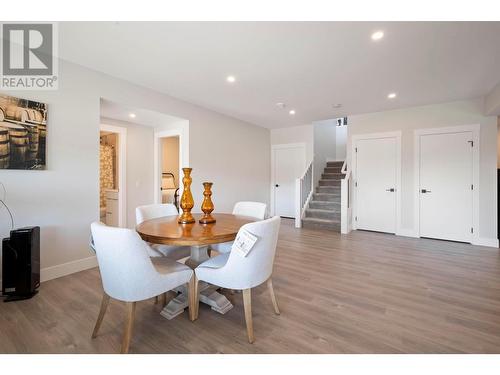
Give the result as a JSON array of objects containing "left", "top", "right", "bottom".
[
  {"left": 274, "top": 146, "right": 305, "bottom": 218},
  {"left": 356, "top": 137, "right": 397, "bottom": 233},
  {"left": 419, "top": 132, "right": 473, "bottom": 242}
]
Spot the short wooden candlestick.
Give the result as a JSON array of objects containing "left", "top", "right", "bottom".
[{"left": 199, "top": 182, "right": 216, "bottom": 224}]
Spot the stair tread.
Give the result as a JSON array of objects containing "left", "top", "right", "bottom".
[
  {"left": 310, "top": 200, "right": 340, "bottom": 204},
  {"left": 306, "top": 208, "right": 339, "bottom": 213},
  {"left": 302, "top": 217, "right": 340, "bottom": 224},
  {"left": 317, "top": 188, "right": 340, "bottom": 192}
]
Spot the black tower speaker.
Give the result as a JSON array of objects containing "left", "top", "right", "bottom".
[{"left": 2, "top": 226, "right": 40, "bottom": 302}]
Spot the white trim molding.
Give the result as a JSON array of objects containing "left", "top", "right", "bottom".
[
  {"left": 413, "top": 124, "right": 480, "bottom": 245},
  {"left": 100, "top": 123, "right": 127, "bottom": 228},
  {"left": 270, "top": 143, "right": 306, "bottom": 217},
  {"left": 351, "top": 131, "right": 403, "bottom": 235},
  {"left": 396, "top": 229, "right": 419, "bottom": 238},
  {"left": 475, "top": 238, "right": 499, "bottom": 248},
  {"left": 40, "top": 256, "right": 98, "bottom": 283}
]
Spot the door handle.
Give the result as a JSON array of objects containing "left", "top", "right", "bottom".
[
  {"left": 386, "top": 188, "right": 395, "bottom": 192},
  {"left": 421, "top": 189, "right": 431, "bottom": 193},
  {"left": 275, "top": 184, "right": 279, "bottom": 187}
]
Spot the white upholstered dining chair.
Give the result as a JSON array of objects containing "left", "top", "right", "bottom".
[
  {"left": 192, "top": 216, "right": 281, "bottom": 343},
  {"left": 90, "top": 222, "right": 196, "bottom": 353},
  {"left": 210, "top": 201, "right": 267, "bottom": 255},
  {"left": 136, "top": 203, "right": 191, "bottom": 260}
]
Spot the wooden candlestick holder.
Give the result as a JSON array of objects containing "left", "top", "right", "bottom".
[
  {"left": 178, "top": 167, "right": 196, "bottom": 224},
  {"left": 199, "top": 182, "right": 216, "bottom": 224}
]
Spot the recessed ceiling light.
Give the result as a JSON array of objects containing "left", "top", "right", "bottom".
[
  {"left": 226, "top": 75, "right": 236, "bottom": 83},
  {"left": 289, "top": 110, "right": 296, "bottom": 115},
  {"left": 332, "top": 103, "right": 342, "bottom": 109},
  {"left": 387, "top": 92, "right": 397, "bottom": 99},
  {"left": 371, "top": 31, "right": 384, "bottom": 41},
  {"left": 129, "top": 113, "right": 136, "bottom": 118}
]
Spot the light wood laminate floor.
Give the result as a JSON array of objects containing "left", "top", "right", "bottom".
[{"left": 1, "top": 219, "right": 500, "bottom": 353}]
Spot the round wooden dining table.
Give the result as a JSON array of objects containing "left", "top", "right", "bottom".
[{"left": 136, "top": 213, "right": 255, "bottom": 319}]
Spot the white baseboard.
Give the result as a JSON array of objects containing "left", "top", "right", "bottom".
[
  {"left": 396, "top": 229, "right": 419, "bottom": 238},
  {"left": 472, "top": 237, "right": 499, "bottom": 248},
  {"left": 40, "top": 255, "right": 98, "bottom": 283},
  {"left": 0, "top": 256, "right": 97, "bottom": 290},
  {"left": 395, "top": 231, "right": 498, "bottom": 248}
]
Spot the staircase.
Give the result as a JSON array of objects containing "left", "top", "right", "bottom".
[{"left": 302, "top": 161, "right": 343, "bottom": 231}]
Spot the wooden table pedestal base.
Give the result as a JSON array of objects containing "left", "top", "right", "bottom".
[{"left": 160, "top": 245, "right": 233, "bottom": 320}]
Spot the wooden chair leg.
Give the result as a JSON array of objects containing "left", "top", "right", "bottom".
[
  {"left": 242, "top": 288, "right": 254, "bottom": 344},
  {"left": 120, "top": 301, "right": 136, "bottom": 354},
  {"left": 267, "top": 278, "right": 281, "bottom": 315},
  {"left": 207, "top": 247, "right": 212, "bottom": 257},
  {"left": 92, "top": 293, "right": 110, "bottom": 338},
  {"left": 160, "top": 292, "right": 167, "bottom": 307},
  {"left": 154, "top": 296, "right": 159, "bottom": 304},
  {"left": 188, "top": 275, "right": 199, "bottom": 321}
]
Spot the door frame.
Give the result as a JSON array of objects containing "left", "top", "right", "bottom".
[
  {"left": 351, "top": 131, "right": 402, "bottom": 234},
  {"left": 154, "top": 129, "right": 187, "bottom": 204},
  {"left": 270, "top": 142, "right": 306, "bottom": 217},
  {"left": 100, "top": 123, "right": 127, "bottom": 228},
  {"left": 413, "top": 124, "right": 480, "bottom": 244}
]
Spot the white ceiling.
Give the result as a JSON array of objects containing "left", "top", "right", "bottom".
[
  {"left": 60, "top": 22, "right": 500, "bottom": 129},
  {"left": 100, "top": 99, "right": 186, "bottom": 128}
]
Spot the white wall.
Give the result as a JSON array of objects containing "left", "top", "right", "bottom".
[
  {"left": 336, "top": 125, "right": 347, "bottom": 161},
  {"left": 0, "top": 60, "right": 270, "bottom": 282},
  {"left": 485, "top": 82, "right": 500, "bottom": 116},
  {"left": 188, "top": 113, "right": 269, "bottom": 213},
  {"left": 347, "top": 98, "right": 497, "bottom": 244},
  {"left": 270, "top": 124, "right": 314, "bottom": 165},
  {"left": 313, "top": 120, "right": 337, "bottom": 187}
]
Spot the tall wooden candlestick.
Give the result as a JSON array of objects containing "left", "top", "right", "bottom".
[{"left": 178, "top": 167, "right": 195, "bottom": 224}]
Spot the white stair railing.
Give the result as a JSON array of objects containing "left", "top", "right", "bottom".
[
  {"left": 295, "top": 160, "right": 313, "bottom": 228},
  {"left": 340, "top": 160, "right": 351, "bottom": 234}
]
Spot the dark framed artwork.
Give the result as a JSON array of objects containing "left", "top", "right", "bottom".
[{"left": 0, "top": 94, "right": 47, "bottom": 170}]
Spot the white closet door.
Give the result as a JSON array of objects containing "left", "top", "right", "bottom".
[
  {"left": 356, "top": 137, "right": 397, "bottom": 233},
  {"left": 419, "top": 132, "right": 473, "bottom": 242},
  {"left": 274, "top": 146, "right": 304, "bottom": 218}
]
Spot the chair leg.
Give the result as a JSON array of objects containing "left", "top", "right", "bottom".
[
  {"left": 160, "top": 292, "right": 167, "bottom": 307},
  {"left": 267, "top": 278, "right": 281, "bottom": 315},
  {"left": 242, "top": 288, "right": 255, "bottom": 344},
  {"left": 207, "top": 247, "right": 212, "bottom": 257},
  {"left": 154, "top": 296, "right": 159, "bottom": 304},
  {"left": 120, "top": 301, "right": 136, "bottom": 354},
  {"left": 92, "top": 293, "right": 110, "bottom": 338},
  {"left": 188, "top": 275, "right": 199, "bottom": 321}
]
